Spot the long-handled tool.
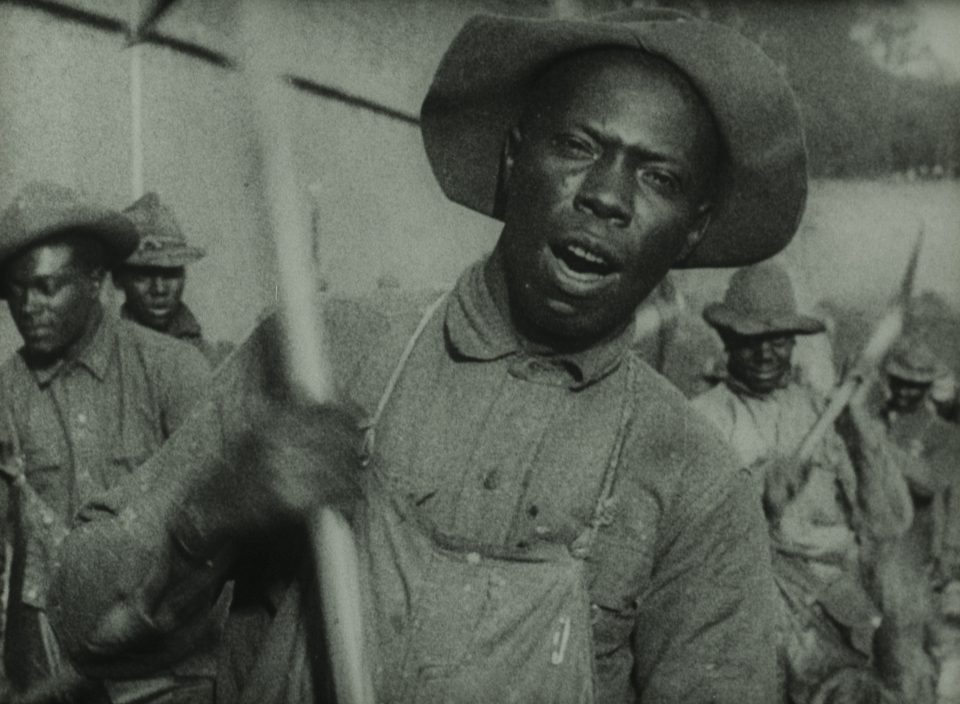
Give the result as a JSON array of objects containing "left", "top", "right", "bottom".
[
  {"left": 238, "top": 6, "right": 375, "bottom": 703},
  {"left": 793, "top": 226, "right": 924, "bottom": 464},
  {"left": 122, "top": 3, "right": 375, "bottom": 698}
]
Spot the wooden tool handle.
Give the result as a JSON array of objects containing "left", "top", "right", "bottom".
[{"left": 241, "top": 14, "right": 374, "bottom": 702}]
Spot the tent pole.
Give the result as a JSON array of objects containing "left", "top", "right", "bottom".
[{"left": 129, "top": 0, "right": 144, "bottom": 199}]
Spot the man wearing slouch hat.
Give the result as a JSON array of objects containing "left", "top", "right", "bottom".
[
  {"left": 693, "top": 263, "right": 925, "bottom": 703},
  {"left": 114, "top": 193, "right": 233, "bottom": 367},
  {"left": 49, "top": 10, "right": 808, "bottom": 703}
]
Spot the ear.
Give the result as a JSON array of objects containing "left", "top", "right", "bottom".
[
  {"left": 88, "top": 268, "right": 107, "bottom": 298},
  {"left": 677, "top": 203, "right": 712, "bottom": 262},
  {"left": 502, "top": 125, "right": 523, "bottom": 191},
  {"left": 494, "top": 126, "right": 524, "bottom": 218}
]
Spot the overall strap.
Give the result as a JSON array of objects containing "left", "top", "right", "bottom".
[
  {"left": 359, "top": 292, "right": 449, "bottom": 463},
  {"left": 570, "top": 353, "right": 639, "bottom": 559}
]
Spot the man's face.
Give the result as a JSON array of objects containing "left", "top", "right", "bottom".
[
  {"left": 725, "top": 332, "right": 796, "bottom": 395},
  {"left": 498, "top": 49, "right": 719, "bottom": 345},
  {"left": 887, "top": 376, "right": 929, "bottom": 413},
  {"left": 114, "top": 266, "right": 186, "bottom": 332},
  {"left": 2, "top": 242, "right": 103, "bottom": 360}
]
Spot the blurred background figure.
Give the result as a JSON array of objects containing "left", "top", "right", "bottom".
[
  {"left": 631, "top": 274, "right": 684, "bottom": 374},
  {"left": 113, "top": 192, "right": 233, "bottom": 366},
  {"left": 876, "top": 337, "right": 960, "bottom": 704},
  {"left": 692, "top": 262, "right": 924, "bottom": 704}
]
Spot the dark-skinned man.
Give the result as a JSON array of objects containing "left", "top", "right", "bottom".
[
  {"left": 878, "top": 339, "right": 960, "bottom": 575},
  {"left": 113, "top": 193, "right": 232, "bottom": 367},
  {"left": 48, "top": 11, "right": 808, "bottom": 703},
  {"left": 0, "top": 182, "right": 214, "bottom": 703},
  {"left": 692, "top": 262, "right": 926, "bottom": 703},
  {"left": 877, "top": 339, "right": 960, "bottom": 701}
]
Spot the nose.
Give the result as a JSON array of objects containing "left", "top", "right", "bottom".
[
  {"left": 148, "top": 275, "right": 168, "bottom": 296},
  {"left": 21, "top": 288, "right": 43, "bottom": 314},
  {"left": 758, "top": 340, "right": 783, "bottom": 363},
  {"left": 573, "top": 155, "right": 632, "bottom": 226}
]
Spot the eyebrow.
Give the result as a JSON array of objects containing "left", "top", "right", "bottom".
[
  {"left": 8, "top": 266, "right": 81, "bottom": 286},
  {"left": 577, "top": 124, "right": 689, "bottom": 169}
]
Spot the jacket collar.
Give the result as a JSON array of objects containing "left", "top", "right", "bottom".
[
  {"left": 121, "top": 302, "right": 202, "bottom": 340},
  {"left": 25, "top": 304, "right": 113, "bottom": 387}
]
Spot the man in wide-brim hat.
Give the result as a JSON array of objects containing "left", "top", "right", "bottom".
[
  {"left": 693, "top": 262, "right": 921, "bottom": 703},
  {"left": 879, "top": 338, "right": 960, "bottom": 569},
  {"left": 883, "top": 338, "right": 955, "bottom": 418},
  {"left": 0, "top": 181, "right": 213, "bottom": 700},
  {"left": 52, "top": 10, "right": 806, "bottom": 703},
  {"left": 113, "top": 192, "right": 232, "bottom": 365},
  {"left": 879, "top": 340, "right": 960, "bottom": 703}
]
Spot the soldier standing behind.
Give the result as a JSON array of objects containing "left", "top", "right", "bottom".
[
  {"left": 880, "top": 339, "right": 960, "bottom": 570},
  {"left": 113, "top": 193, "right": 233, "bottom": 367},
  {"left": 692, "top": 262, "right": 922, "bottom": 703},
  {"left": 879, "top": 340, "right": 960, "bottom": 703},
  {"left": 0, "top": 182, "right": 213, "bottom": 702}
]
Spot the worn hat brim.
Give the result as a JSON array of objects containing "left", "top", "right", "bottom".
[
  {"left": 122, "top": 246, "right": 206, "bottom": 268},
  {"left": 703, "top": 302, "right": 825, "bottom": 337},
  {"left": 884, "top": 359, "right": 939, "bottom": 385},
  {"left": 421, "top": 11, "right": 808, "bottom": 269},
  {"left": 0, "top": 206, "right": 139, "bottom": 298}
]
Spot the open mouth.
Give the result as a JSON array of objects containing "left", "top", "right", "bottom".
[
  {"left": 550, "top": 243, "right": 616, "bottom": 279},
  {"left": 22, "top": 320, "right": 52, "bottom": 335}
]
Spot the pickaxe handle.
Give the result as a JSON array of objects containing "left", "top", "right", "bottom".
[{"left": 242, "top": 21, "right": 375, "bottom": 704}]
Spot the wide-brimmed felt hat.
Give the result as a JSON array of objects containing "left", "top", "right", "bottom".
[
  {"left": 420, "top": 9, "right": 808, "bottom": 269},
  {"left": 703, "top": 262, "right": 825, "bottom": 337},
  {"left": 0, "top": 181, "right": 138, "bottom": 296},
  {"left": 120, "top": 192, "right": 206, "bottom": 268},
  {"left": 885, "top": 338, "right": 942, "bottom": 384}
]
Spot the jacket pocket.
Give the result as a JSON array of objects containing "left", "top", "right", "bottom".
[
  {"left": 587, "top": 490, "right": 659, "bottom": 656},
  {"left": 22, "top": 443, "right": 66, "bottom": 501},
  {"left": 104, "top": 436, "right": 154, "bottom": 489}
]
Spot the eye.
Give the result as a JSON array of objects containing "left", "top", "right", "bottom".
[
  {"left": 638, "top": 169, "right": 680, "bottom": 195},
  {"left": 770, "top": 338, "right": 794, "bottom": 354},
  {"left": 551, "top": 133, "right": 594, "bottom": 159}
]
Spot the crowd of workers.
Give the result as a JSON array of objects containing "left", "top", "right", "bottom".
[{"left": 0, "top": 7, "right": 958, "bottom": 704}]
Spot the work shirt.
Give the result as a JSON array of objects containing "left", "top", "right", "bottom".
[
  {"left": 121, "top": 303, "right": 233, "bottom": 367},
  {"left": 693, "top": 377, "right": 914, "bottom": 702},
  {"left": 0, "top": 309, "right": 210, "bottom": 609},
  {"left": 691, "top": 375, "right": 842, "bottom": 469},
  {"left": 882, "top": 403, "right": 960, "bottom": 570},
  {"left": 50, "top": 257, "right": 779, "bottom": 703},
  {"left": 692, "top": 378, "right": 911, "bottom": 565},
  {"left": 882, "top": 404, "right": 960, "bottom": 490}
]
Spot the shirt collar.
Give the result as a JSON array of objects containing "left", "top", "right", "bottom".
[
  {"left": 122, "top": 302, "right": 202, "bottom": 340},
  {"left": 444, "top": 254, "right": 634, "bottom": 389},
  {"left": 26, "top": 305, "right": 114, "bottom": 387}
]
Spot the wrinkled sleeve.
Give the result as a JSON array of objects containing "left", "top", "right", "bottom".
[
  {"left": 633, "top": 455, "right": 779, "bottom": 703},
  {"left": 47, "top": 315, "right": 286, "bottom": 680}
]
